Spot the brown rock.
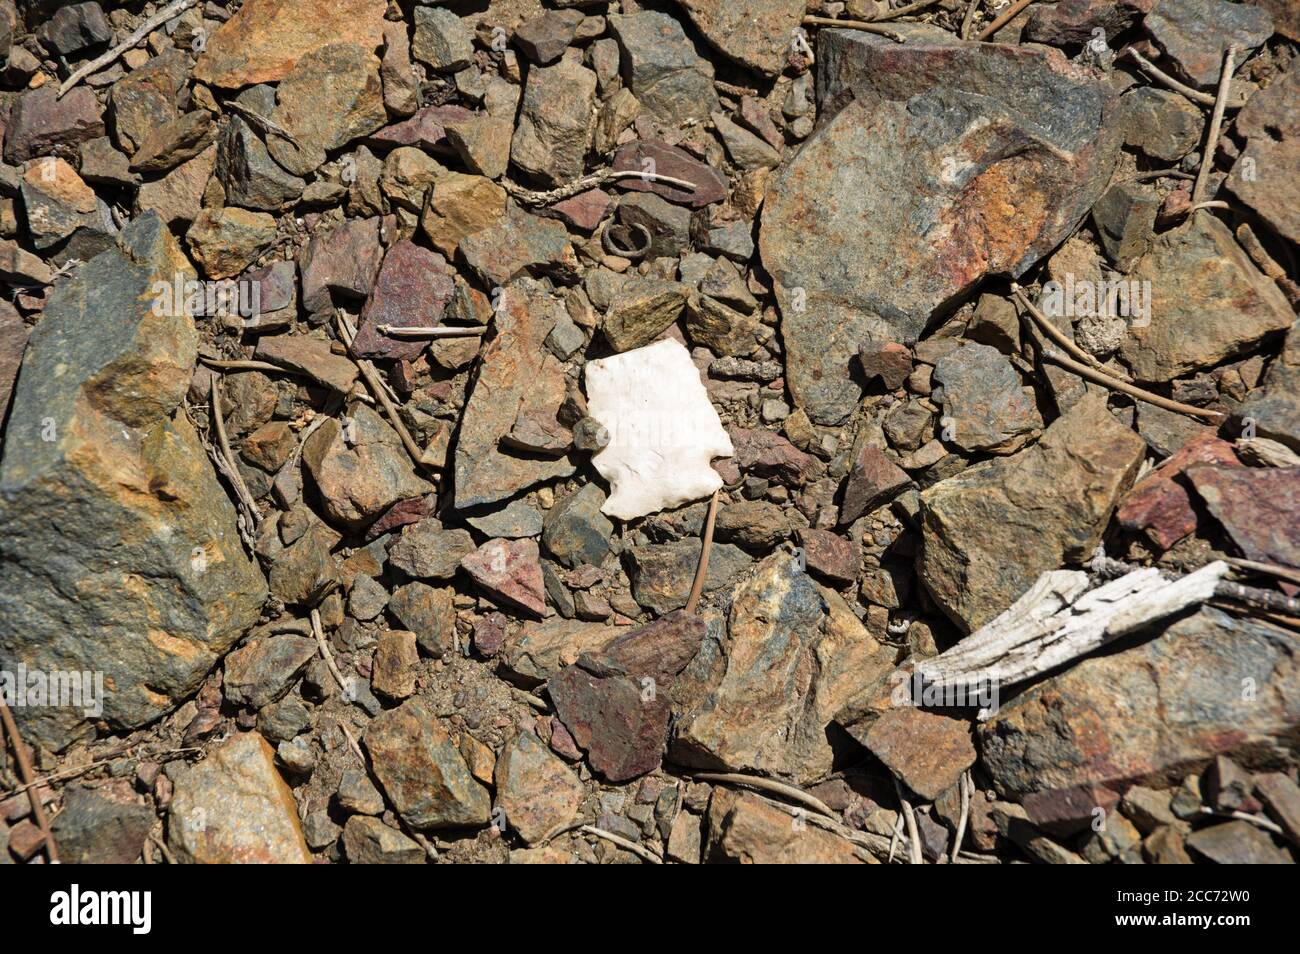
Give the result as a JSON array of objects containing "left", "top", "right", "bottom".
[
  {"left": 1117, "top": 433, "right": 1240, "bottom": 549},
  {"left": 859, "top": 706, "right": 976, "bottom": 802},
  {"left": 495, "top": 730, "right": 583, "bottom": 844},
  {"left": 705, "top": 788, "right": 866, "bottom": 863},
  {"left": 460, "top": 538, "right": 547, "bottom": 617},
  {"left": 372, "top": 630, "right": 419, "bottom": 699},
  {"left": 194, "top": 0, "right": 387, "bottom": 88},
  {"left": 840, "top": 444, "right": 911, "bottom": 525}
]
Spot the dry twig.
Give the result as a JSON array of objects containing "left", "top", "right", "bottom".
[
  {"left": 59, "top": 0, "right": 199, "bottom": 98},
  {"left": 1011, "top": 285, "right": 1132, "bottom": 382},
  {"left": 375, "top": 324, "right": 488, "bottom": 338},
  {"left": 580, "top": 824, "right": 663, "bottom": 864},
  {"left": 0, "top": 699, "right": 59, "bottom": 863},
  {"left": 685, "top": 488, "right": 721, "bottom": 614},
  {"left": 1120, "top": 48, "right": 1217, "bottom": 107},
  {"left": 975, "top": 0, "right": 1035, "bottom": 40},
  {"left": 893, "top": 776, "right": 924, "bottom": 864},
  {"left": 801, "top": 15, "right": 907, "bottom": 42},
  {"left": 504, "top": 169, "right": 698, "bottom": 207},
  {"left": 309, "top": 608, "right": 350, "bottom": 697},
  {"left": 951, "top": 771, "right": 972, "bottom": 865},
  {"left": 688, "top": 771, "right": 836, "bottom": 819}
]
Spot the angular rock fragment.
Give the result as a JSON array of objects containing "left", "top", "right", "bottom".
[
  {"left": 1144, "top": 0, "right": 1273, "bottom": 89},
  {"left": 670, "top": 0, "right": 805, "bottom": 77},
  {"left": 764, "top": 31, "right": 1118, "bottom": 423},
  {"left": 223, "top": 635, "right": 318, "bottom": 709},
  {"left": 352, "top": 241, "right": 456, "bottom": 361},
  {"left": 705, "top": 789, "right": 865, "bottom": 863},
  {"left": 168, "top": 733, "right": 311, "bottom": 863},
  {"left": 1187, "top": 466, "right": 1300, "bottom": 569},
  {"left": 495, "top": 730, "right": 583, "bottom": 843},
  {"left": 932, "top": 343, "right": 1041, "bottom": 454},
  {"left": 460, "top": 538, "right": 547, "bottom": 617},
  {"left": 364, "top": 698, "right": 491, "bottom": 830},
  {"left": 511, "top": 58, "right": 597, "bottom": 187},
  {"left": 979, "top": 607, "right": 1300, "bottom": 797},
  {"left": 1116, "top": 434, "right": 1240, "bottom": 548},
  {"left": 919, "top": 393, "right": 1144, "bottom": 631},
  {"left": 586, "top": 338, "right": 733, "bottom": 520},
  {"left": 194, "top": 0, "right": 387, "bottom": 88},
  {"left": 0, "top": 215, "right": 265, "bottom": 750},
  {"left": 1227, "top": 69, "right": 1300, "bottom": 246},
  {"left": 607, "top": 12, "right": 719, "bottom": 124}
]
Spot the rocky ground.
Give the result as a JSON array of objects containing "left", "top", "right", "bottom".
[{"left": 0, "top": 0, "right": 1298, "bottom": 865}]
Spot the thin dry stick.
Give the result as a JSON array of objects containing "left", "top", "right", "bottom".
[
  {"left": 309, "top": 608, "right": 350, "bottom": 696},
  {"left": 1192, "top": 46, "right": 1239, "bottom": 209},
  {"left": 225, "top": 100, "right": 297, "bottom": 145},
  {"left": 210, "top": 376, "right": 262, "bottom": 532},
  {"left": 59, "top": 0, "right": 199, "bottom": 98},
  {"left": 1197, "top": 808, "right": 1285, "bottom": 836},
  {"left": 1225, "top": 557, "right": 1300, "bottom": 588},
  {"left": 0, "top": 699, "right": 59, "bottom": 863},
  {"left": 1131, "top": 168, "right": 1196, "bottom": 183},
  {"left": 1120, "top": 48, "right": 1217, "bottom": 107},
  {"left": 375, "top": 324, "right": 488, "bottom": 338},
  {"left": 689, "top": 771, "right": 836, "bottom": 819},
  {"left": 684, "top": 488, "right": 721, "bottom": 615},
  {"left": 150, "top": 831, "right": 177, "bottom": 864},
  {"left": 1093, "top": 552, "right": 1300, "bottom": 616},
  {"left": 760, "top": 798, "right": 890, "bottom": 863},
  {"left": 580, "top": 824, "right": 663, "bottom": 864},
  {"left": 950, "top": 771, "right": 972, "bottom": 864},
  {"left": 801, "top": 15, "right": 908, "bottom": 42},
  {"left": 975, "top": 0, "right": 1034, "bottom": 40},
  {"left": 888, "top": 812, "right": 904, "bottom": 863},
  {"left": 504, "top": 169, "right": 698, "bottom": 207},
  {"left": 1011, "top": 285, "right": 1133, "bottom": 382},
  {"left": 874, "top": 0, "right": 945, "bottom": 21},
  {"left": 1038, "top": 347, "right": 1226, "bottom": 423},
  {"left": 893, "top": 776, "right": 924, "bottom": 865},
  {"left": 4, "top": 745, "right": 201, "bottom": 797},
  {"left": 336, "top": 312, "right": 439, "bottom": 474},
  {"left": 199, "top": 356, "right": 298, "bottom": 375},
  {"left": 960, "top": 0, "right": 982, "bottom": 39}
]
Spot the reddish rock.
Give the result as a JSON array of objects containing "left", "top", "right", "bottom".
[
  {"left": 1023, "top": 783, "right": 1121, "bottom": 837},
  {"left": 610, "top": 140, "right": 728, "bottom": 208},
  {"left": 840, "top": 445, "right": 911, "bottom": 525},
  {"left": 548, "top": 660, "right": 671, "bottom": 783},
  {"left": 370, "top": 104, "right": 475, "bottom": 150},
  {"left": 300, "top": 217, "right": 384, "bottom": 313},
  {"left": 1117, "top": 433, "right": 1240, "bottom": 548},
  {"left": 3, "top": 85, "right": 104, "bottom": 163},
  {"left": 548, "top": 716, "right": 582, "bottom": 761},
  {"left": 352, "top": 241, "right": 456, "bottom": 361},
  {"left": 364, "top": 495, "right": 433, "bottom": 542},
  {"left": 473, "top": 612, "right": 508, "bottom": 658},
  {"left": 858, "top": 341, "right": 913, "bottom": 391},
  {"left": 460, "top": 538, "right": 547, "bottom": 617},
  {"left": 795, "top": 528, "right": 859, "bottom": 585},
  {"left": 1187, "top": 466, "right": 1300, "bottom": 569},
  {"left": 728, "top": 426, "right": 817, "bottom": 485},
  {"left": 541, "top": 188, "right": 611, "bottom": 232},
  {"left": 858, "top": 706, "right": 976, "bottom": 801}
]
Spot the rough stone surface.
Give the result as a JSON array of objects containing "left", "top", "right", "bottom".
[
  {"left": 980, "top": 607, "right": 1300, "bottom": 797},
  {"left": 1188, "top": 466, "right": 1300, "bottom": 570},
  {"left": 932, "top": 343, "right": 1041, "bottom": 454},
  {"left": 706, "top": 788, "right": 865, "bottom": 863},
  {"left": 0, "top": 216, "right": 265, "bottom": 751},
  {"left": 919, "top": 393, "right": 1145, "bottom": 632},
  {"left": 764, "top": 31, "right": 1118, "bottom": 423},
  {"left": 364, "top": 698, "right": 491, "bottom": 830},
  {"left": 671, "top": 0, "right": 805, "bottom": 77},
  {"left": 495, "top": 729, "right": 583, "bottom": 842},
  {"left": 1144, "top": 0, "right": 1274, "bottom": 89},
  {"left": 607, "top": 12, "right": 719, "bottom": 124},
  {"left": 194, "top": 0, "right": 388, "bottom": 88},
  {"left": 461, "top": 538, "right": 547, "bottom": 617},
  {"left": 511, "top": 58, "right": 597, "bottom": 187},
  {"left": 168, "top": 733, "right": 311, "bottom": 863}
]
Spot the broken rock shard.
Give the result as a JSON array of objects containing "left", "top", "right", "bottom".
[{"left": 585, "top": 338, "right": 733, "bottom": 521}]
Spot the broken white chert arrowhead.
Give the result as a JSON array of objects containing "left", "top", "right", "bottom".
[{"left": 585, "top": 338, "right": 733, "bottom": 521}]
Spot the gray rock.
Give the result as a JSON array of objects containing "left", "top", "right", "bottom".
[
  {"left": 932, "top": 343, "right": 1041, "bottom": 454},
  {"left": 542, "top": 483, "right": 613, "bottom": 568},
  {"left": 38, "top": 2, "right": 112, "bottom": 56},
  {"left": 342, "top": 815, "right": 425, "bottom": 863},
  {"left": 388, "top": 522, "right": 476, "bottom": 581},
  {"left": 0, "top": 215, "right": 266, "bottom": 751},
  {"left": 764, "top": 31, "right": 1118, "bottom": 424},
  {"left": 1091, "top": 180, "right": 1159, "bottom": 271},
  {"left": 1119, "top": 87, "right": 1203, "bottom": 162},
  {"left": 511, "top": 58, "right": 597, "bottom": 187},
  {"left": 670, "top": 0, "right": 805, "bottom": 77},
  {"left": 222, "top": 635, "right": 318, "bottom": 709},
  {"left": 626, "top": 539, "right": 752, "bottom": 615},
  {"left": 412, "top": 7, "right": 474, "bottom": 74},
  {"left": 216, "top": 116, "right": 306, "bottom": 210},
  {"left": 51, "top": 786, "right": 155, "bottom": 864},
  {"left": 468, "top": 499, "right": 545, "bottom": 539},
  {"left": 1235, "top": 320, "right": 1300, "bottom": 452},
  {"left": 607, "top": 12, "right": 719, "bottom": 124},
  {"left": 1144, "top": 0, "right": 1273, "bottom": 89}
]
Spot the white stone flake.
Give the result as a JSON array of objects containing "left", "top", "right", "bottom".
[{"left": 584, "top": 338, "right": 734, "bottom": 521}]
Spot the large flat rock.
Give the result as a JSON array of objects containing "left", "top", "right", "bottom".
[
  {"left": 762, "top": 31, "right": 1118, "bottom": 424},
  {"left": 0, "top": 214, "right": 266, "bottom": 751}
]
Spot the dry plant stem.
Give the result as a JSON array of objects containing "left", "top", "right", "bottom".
[
  {"left": 309, "top": 608, "right": 350, "bottom": 696},
  {"left": 1189, "top": 201, "right": 1230, "bottom": 213},
  {"left": 376, "top": 324, "right": 488, "bottom": 338},
  {"left": 504, "top": 169, "right": 699, "bottom": 207},
  {"left": 6, "top": 746, "right": 201, "bottom": 796},
  {"left": 951, "top": 771, "right": 972, "bottom": 864},
  {"left": 760, "top": 798, "right": 890, "bottom": 863},
  {"left": 1192, "top": 46, "right": 1237, "bottom": 208},
  {"left": 226, "top": 100, "right": 297, "bottom": 144},
  {"left": 894, "top": 777, "right": 924, "bottom": 864},
  {"left": 961, "top": 0, "right": 982, "bottom": 39},
  {"left": 1132, "top": 168, "right": 1195, "bottom": 183},
  {"left": 580, "top": 824, "right": 663, "bottom": 863},
  {"left": 210, "top": 376, "right": 262, "bottom": 533},
  {"left": 888, "top": 813, "right": 903, "bottom": 863},
  {"left": 1093, "top": 553, "right": 1300, "bottom": 616},
  {"left": 1121, "top": 48, "right": 1217, "bottom": 107},
  {"left": 199, "top": 357, "right": 296, "bottom": 375},
  {"left": 0, "top": 699, "right": 59, "bottom": 863},
  {"left": 58, "top": 0, "right": 199, "bottom": 97},
  {"left": 1011, "top": 285, "right": 1133, "bottom": 382},
  {"left": 340, "top": 721, "right": 439, "bottom": 861},
  {"left": 801, "top": 15, "right": 907, "bottom": 42},
  {"left": 336, "top": 313, "right": 439, "bottom": 474},
  {"left": 1224, "top": 557, "right": 1300, "bottom": 587},
  {"left": 150, "top": 831, "right": 177, "bottom": 864},
  {"left": 874, "top": 0, "right": 945, "bottom": 21},
  {"left": 684, "top": 488, "right": 721, "bottom": 614},
  {"left": 1035, "top": 345, "right": 1226, "bottom": 422},
  {"left": 975, "top": 0, "right": 1034, "bottom": 40},
  {"left": 689, "top": 771, "right": 836, "bottom": 819},
  {"left": 1198, "top": 808, "right": 1285, "bottom": 836}
]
